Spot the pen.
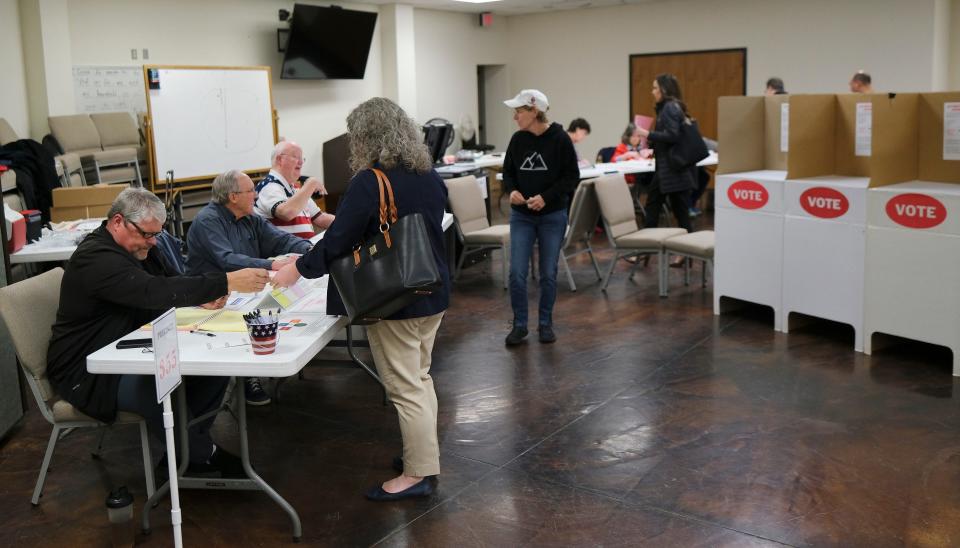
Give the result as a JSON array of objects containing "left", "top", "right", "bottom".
[{"left": 190, "top": 330, "right": 216, "bottom": 337}]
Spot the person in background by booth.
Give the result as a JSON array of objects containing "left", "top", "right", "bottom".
[
  {"left": 849, "top": 71, "right": 874, "bottom": 93},
  {"left": 186, "top": 169, "right": 312, "bottom": 406},
  {"left": 273, "top": 97, "right": 450, "bottom": 501},
  {"left": 255, "top": 140, "right": 335, "bottom": 239},
  {"left": 635, "top": 74, "right": 696, "bottom": 243},
  {"left": 501, "top": 89, "right": 579, "bottom": 346},
  {"left": 765, "top": 77, "right": 787, "bottom": 95},
  {"left": 566, "top": 118, "right": 592, "bottom": 167},
  {"left": 47, "top": 188, "right": 270, "bottom": 478}
]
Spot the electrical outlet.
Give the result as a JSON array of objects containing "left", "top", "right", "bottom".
[
  {"left": 130, "top": 48, "right": 137, "bottom": 60},
  {"left": 142, "top": 48, "right": 149, "bottom": 60}
]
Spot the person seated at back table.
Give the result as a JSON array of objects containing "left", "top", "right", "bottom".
[
  {"left": 185, "top": 169, "right": 313, "bottom": 406},
  {"left": 255, "top": 140, "right": 335, "bottom": 239},
  {"left": 612, "top": 123, "right": 652, "bottom": 189},
  {"left": 566, "top": 118, "right": 592, "bottom": 167},
  {"left": 47, "top": 188, "right": 270, "bottom": 478}
]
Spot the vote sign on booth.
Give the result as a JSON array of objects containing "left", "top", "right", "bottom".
[
  {"left": 727, "top": 180, "right": 769, "bottom": 210},
  {"left": 151, "top": 308, "right": 182, "bottom": 403},
  {"left": 800, "top": 187, "right": 850, "bottom": 219},
  {"left": 885, "top": 193, "right": 947, "bottom": 229}
]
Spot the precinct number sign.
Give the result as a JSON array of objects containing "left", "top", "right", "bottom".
[{"left": 152, "top": 308, "right": 182, "bottom": 403}]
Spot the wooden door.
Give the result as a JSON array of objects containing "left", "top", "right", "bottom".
[{"left": 630, "top": 49, "right": 745, "bottom": 141}]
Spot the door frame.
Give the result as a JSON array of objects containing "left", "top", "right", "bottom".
[{"left": 628, "top": 47, "right": 748, "bottom": 117}]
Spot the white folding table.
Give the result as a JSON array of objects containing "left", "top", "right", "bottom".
[{"left": 87, "top": 278, "right": 351, "bottom": 541}]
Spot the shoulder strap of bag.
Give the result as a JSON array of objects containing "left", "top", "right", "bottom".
[
  {"left": 370, "top": 168, "right": 399, "bottom": 248},
  {"left": 371, "top": 168, "right": 399, "bottom": 224}
]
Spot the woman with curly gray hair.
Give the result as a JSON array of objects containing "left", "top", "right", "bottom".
[{"left": 273, "top": 97, "right": 450, "bottom": 501}]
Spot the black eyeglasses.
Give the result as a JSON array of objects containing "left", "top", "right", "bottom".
[{"left": 125, "top": 218, "right": 163, "bottom": 239}]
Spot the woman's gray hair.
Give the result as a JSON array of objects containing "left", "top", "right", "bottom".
[
  {"left": 211, "top": 169, "right": 245, "bottom": 204},
  {"left": 107, "top": 188, "right": 167, "bottom": 224},
  {"left": 346, "top": 97, "right": 433, "bottom": 174}
]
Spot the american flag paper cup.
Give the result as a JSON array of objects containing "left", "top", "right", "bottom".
[{"left": 246, "top": 319, "right": 279, "bottom": 355}]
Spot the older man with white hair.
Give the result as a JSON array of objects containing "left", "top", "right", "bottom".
[{"left": 255, "top": 140, "right": 335, "bottom": 238}]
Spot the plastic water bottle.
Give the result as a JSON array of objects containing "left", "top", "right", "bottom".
[{"left": 105, "top": 486, "right": 134, "bottom": 548}]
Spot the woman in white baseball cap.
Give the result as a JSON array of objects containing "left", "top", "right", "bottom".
[{"left": 500, "top": 89, "right": 580, "bottom": 346}]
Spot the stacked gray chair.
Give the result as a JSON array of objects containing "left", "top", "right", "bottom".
[{"left": 594, "top": 173, "right": 686, "bottom": 293}]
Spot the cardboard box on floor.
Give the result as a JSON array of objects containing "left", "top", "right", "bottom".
[{"left": 50, "top": 183, "right": 129, "bottom": 222}]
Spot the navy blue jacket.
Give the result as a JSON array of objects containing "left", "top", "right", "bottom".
[{"left": 296, "top": 166, "right": 450, "bottom": 319}]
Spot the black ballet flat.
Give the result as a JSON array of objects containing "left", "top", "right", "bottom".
[{"left": 364, "top": 477, "right": 434, "bottom": 502}]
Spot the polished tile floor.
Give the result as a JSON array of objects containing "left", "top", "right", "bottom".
[{"left": 2, "top": 220, "right": 959, "bottom": 546}]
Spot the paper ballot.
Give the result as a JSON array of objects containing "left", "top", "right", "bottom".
[
  {"left": 855, "top": 102, "right": 872, "bottom": 157},
  {"left": 780, "top": 103, "right": 789, "bottom": 153},
  {"left": 945, "top": 102, "right": 960, "bottom": 161}
]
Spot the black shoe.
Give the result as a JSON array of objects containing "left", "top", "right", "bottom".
[
  {"left": 154, "top": 447, "right": 246, "bottom": 484},
  {"left": 538, "top": 325, "right": 556, "bottom": 344},
  {"left": 364, "top": 478, "right": 434, "bottom": 501},
  {"left": 505, "top": 325, "right": 528, "bottom": 346},
  {"left": 209, "top": 446, "right": 245, "bottom": 477},
  {"left": 244, "top": 377, "right": 271, "bottom": 406}
]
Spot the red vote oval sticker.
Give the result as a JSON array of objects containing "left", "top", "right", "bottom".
[
  {"left": 885, "top": 193, "right": 946, "bottom": 229},
  {"left": 800, "top": 187, "right": 849, "bottom": 219},
  {"left": 727, "top": 180, "right": 769, "bottom": 210}
]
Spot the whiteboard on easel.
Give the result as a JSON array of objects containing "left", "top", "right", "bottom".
[
  {"left": 73, "top": 65, "right": 147, "bottom": 115},
  {"left": 144, "top": 65, "right": 276, "bottom": 183}
]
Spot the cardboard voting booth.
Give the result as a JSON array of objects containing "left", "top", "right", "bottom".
[
  {"left": 780, "top": 93, "right": 918, "bottom": 351},
  {"left": 715, "top": 94, "right": 790, "bottom": 330},
  {"left": 864, "top": 92, "right": 960, "bottom": 374}
]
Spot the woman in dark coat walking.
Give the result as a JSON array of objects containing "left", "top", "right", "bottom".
[{"left": 636, "top": 73, "right": 696, "bottom": 233}]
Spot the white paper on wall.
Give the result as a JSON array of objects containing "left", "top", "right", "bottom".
[
  {"left": 945, "top": 102, "right": 960, "bottom": 161},
  {"left": 855, "top": 102, "right": 872, "bottom": 157},
  {"left": 780, "top": 103, "right": 789, "bottom": 153},
  {"left": 73, "top": 66, "right": 146, "bottom": 115}
]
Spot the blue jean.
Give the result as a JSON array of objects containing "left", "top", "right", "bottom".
[{"left": 509, "top": 208, "right": 567, "bottom": 328}]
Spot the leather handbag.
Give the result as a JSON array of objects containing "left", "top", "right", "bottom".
[
  {"left": 668, "top": 116, "right": 709, "bottom": 170},
  {"left": 328, "top": 168, "right": 442, "bottom": 324}
]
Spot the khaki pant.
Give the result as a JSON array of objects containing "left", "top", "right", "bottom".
[{"left": 366, "top": 311, "right": 444, "bottom": 477}]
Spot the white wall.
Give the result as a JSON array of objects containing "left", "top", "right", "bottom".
[
  {"left": 66, "top": 0, "right": 383, "bottom": 178},
  {"left": 1, "top": 0, "right": 30, "bottom": 139},
  {"left": 413, "top": 8, "right": 509, "bottom": 152},
  {"left": 952, "top": 0, "right": 960, "bottom": 89},
  {"left": 482, "top": 64, "right": 512, "bottom": 152},
  {"left": 506, "top": 0, "right": 940, "bottom": 156}
]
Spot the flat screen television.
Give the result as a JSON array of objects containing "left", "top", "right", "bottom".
[{"left": 281, "top": 5, "right": 377, "bottom": 80}]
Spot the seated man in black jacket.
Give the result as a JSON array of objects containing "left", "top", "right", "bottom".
[{"left": 47, "top": 188, "right": 270, "bottom": 476}]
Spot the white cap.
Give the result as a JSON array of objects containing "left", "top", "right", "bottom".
[{"left": 503, "top": 89, "right": 549, "bottom": 111}]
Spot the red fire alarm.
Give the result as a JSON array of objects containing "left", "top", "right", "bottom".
[{"left": 479, "top": 12, "right": 493, "bottom": 27}]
